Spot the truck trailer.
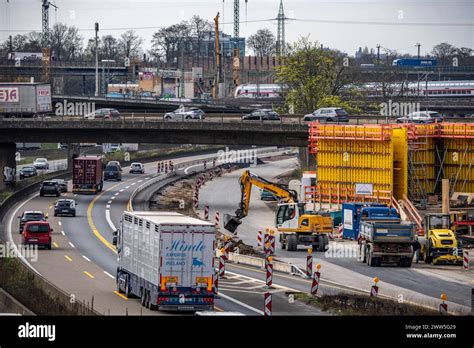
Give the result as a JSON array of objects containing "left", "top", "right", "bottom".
[
  {"left": 358, "top": 220, "right": 415, "bottom": 267},
  {"left": 72, "top": 156, "right": 103, "bottom": 194},
  {"left": 342, "top": 203, "right": 399, "bottom": 239},
  {"left": 0, "top": 82, "right": 52, "bottom": 118},
  {"left": 115, "top": 212, "right": 216, "bottom": 311}
]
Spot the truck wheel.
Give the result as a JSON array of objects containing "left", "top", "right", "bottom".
[
  {"left": 424, "top": 241, "right": 433, "bottom": 264},
  {"left": 287, "top": 234, "right": 298, "bottom": 251},
  {"left": 403, "top": 258, "right": 412, "bottom": 267},
  {"left": 281, "top": 241, "right": 286, "bottom": 250},
  {"left": 323, "top": 235, "right": 329, "bottom": 251},
  {"left": 359, "top": 243, "right": 366, "bottom": 263}
]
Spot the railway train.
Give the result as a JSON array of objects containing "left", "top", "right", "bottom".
[{"left": 234, "top": 84, "right": 283, "bottom": 99}]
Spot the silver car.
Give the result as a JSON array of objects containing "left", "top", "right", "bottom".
[{"left": 164, "top": 107, "right": 205, "bottom": 121}]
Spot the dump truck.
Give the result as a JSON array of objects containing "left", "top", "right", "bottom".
[
  {"left": 358, "top": 220, "right": 415, "bottom": 267},
  {"left": 224, "top": 170, "right": 333, "bottom": 252},
  {"left": 0, "top": 82, "right": 52, "bottom": 118},
  {"left": 72, "top": 156, "right": 103, "bottom": 194},
  {"left": 114, "top": 211, "right": 216, "bottom": 311},
  {"left": 420, "top": 213, "right": 463, "bottom": 265}
]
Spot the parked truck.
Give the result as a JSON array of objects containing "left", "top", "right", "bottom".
[
  {"left": 114, "top": 211, "right": 216, "bottom": 311},
  {"left": 0, "top": 82, "right": 52, "bottom": 118},
  {"left": 358, "top": 220, "right": 415, "bottom": 267},
  {"left": 72, "top": 156, "right": 103, "bottom": 194}
]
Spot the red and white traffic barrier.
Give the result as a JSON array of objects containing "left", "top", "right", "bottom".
[
  {"left": 257, "top": 230, "right": 263, "bottom": 249},
  {"left": 212, "top": 159, "right": 216, "bottom": 167},
  {"left": 463, "top": 250, "right": 469, "bottom": 271},
  {"left": 266, "top": 259, "right": 273, "bottom": 287},
  {"left": 439, "top": 293, "right": 448, "bottom": 315},
  {"left": 370, "top": 277, "right": 380, "bottom": 297},
  {"left": 204, "top": 206, "right": 209, "bottom": 220},
  {"left": 264, "top": 292, "right": 272, "bottom": 316},
  {"left": 218, "top": 256, "right": 225, "bottom": 278},
  {"left": 311, "top": 271, "right": 320, "bottom": 296},
  {"left": 213, "top": 273, "right": 218, "bottom": 294},
  {"left": 338, "top": 224, "right": 343, "bottom": 239},
  {"left": 224, "top": 240, "right": 231, "bottom": 261},
  {"left": 268, "top": 234, "right": 275, "bottom": 255},
  {"left": 203, "top": 161, "right": 207, "bottom": 170},
  {"left": 306, "top": 252, "right": 313, "bottom": 278},
  {"left": 215, "top": 211, "right": 220, "bottom": 226}
]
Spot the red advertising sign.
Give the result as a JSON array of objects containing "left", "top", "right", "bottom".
[{"left": 0, "top": 88, "right": 19, "bottom": 103}]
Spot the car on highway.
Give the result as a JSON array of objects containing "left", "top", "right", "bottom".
[
  {"left": 106, "top": 92, "right": 126, "bottom": 99},
  {"left": 18, "top": 211, "right": 47, "bottom": 234},
  {"left": 104, "top": 164, "right": 122, "bottom": 181},
  {"left": 33, "top": 158, "right": 49, "bottom": 170},
  {"left": 54, "top": 199, "right": 77, "bottom": 217},
  {"left": 241, "top": 109, "right": 281, "bottom": 121},
  {"left": 39, "top": 180, "right": 61, "bottom": 197},
  {"left": 164, "top": 107, "right": 205, "bottom": 121},
  {"left": 129, "top": 162, "right": 145, "bottom": 174},
  {"left": 84, "top": 108, "right": 121, "bottom": 120},
  {"left": 21, "top": 221, "right": 53, "bottom": 250},
  {"left": 52, "top": 179, "right": 68, "bottom": 193},
  {"left": 19, "top": 166, "right": 38, "bottom": 180},
  {"left": 106, "top": 161, "right": 122, "bottom": 171},
  {"left": 396, "top": 111, "right": 443, "bottom": 124},
  {"left": 303, "top": 108, "right": 350, "bottom": 122}
]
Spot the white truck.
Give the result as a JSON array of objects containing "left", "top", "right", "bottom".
[
  {"left": 114, "top": 211, "right": 217, "bottom": 311},
  {"left": 0, "top": 82, "right": 52, "bottom": 118}
]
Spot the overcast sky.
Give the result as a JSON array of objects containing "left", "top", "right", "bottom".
[{"left": 1, "top": 0, "right": 473, "bottom": 56}]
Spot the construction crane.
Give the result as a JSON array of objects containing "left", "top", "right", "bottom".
[
  {"left": 212, "top": 12, "right": 222, "bottom": 98},
  {"left": 41, "top": 0, "right": 57, "bottom": 83},
  {"left": 224, "top": 170, "right": 333, "bottom": 252},
  {"left": 231, "top": 0, "right": 247, "bottom": 92}
]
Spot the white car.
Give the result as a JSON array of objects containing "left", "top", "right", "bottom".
[
  {"left": 33, "top": 158, "right": 49, "bottom": 170},
  {"left": 303, "top": 108, "right": 349, "bottom": 122},
  {"left": 129, "top": 163, "right": 145, "bottom": 174},
  {"left": 396, "top": 111, "right": 443, "bottom": 124},
  {"left": 164, "top": 107, "right": 205, "bottom": 121}
]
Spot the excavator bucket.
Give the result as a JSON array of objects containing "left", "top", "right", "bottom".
[{"left": 224, "top": 214, "right": 241, "bottom": 234}]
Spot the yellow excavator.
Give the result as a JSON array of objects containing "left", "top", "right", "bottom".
[
  {"left": 420, "top": 213, "right": 463, "bottom": 265},
  {"left": 224, "top": 170, "right": 333, "bottom": 252}
]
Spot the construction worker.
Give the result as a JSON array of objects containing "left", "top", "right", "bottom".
[{"left": 413, "top": 235, "right": 421, "bottom": 263}]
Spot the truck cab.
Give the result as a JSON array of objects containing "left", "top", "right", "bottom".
[{"left": 421, "top": 213, "right": 462, "bottom": 265}]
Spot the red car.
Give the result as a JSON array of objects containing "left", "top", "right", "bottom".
[{"left": 22, "top": 221, "right": 53, "bottom": 250}]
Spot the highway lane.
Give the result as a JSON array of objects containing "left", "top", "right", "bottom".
[
  {"left": 7, "top": 149, "right": 319, "bottom": 315},
  {"left": 196, "top": 159, "right": 473, "bottom": 313}
]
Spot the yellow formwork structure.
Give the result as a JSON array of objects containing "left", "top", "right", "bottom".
[
  {"left": 308, "top": 124, "right": 407, "bottom": 206},
  {"left": 443, "top": 137, "right": 474, "bottom": 193}
]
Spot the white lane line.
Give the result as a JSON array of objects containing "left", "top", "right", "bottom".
[
  {"left": 125, "top": 186, "right": 130, "bottom": 189},
  {"left": 106, "top": 205, "right": 111, "bottom": 209},
  {"left": 105, "top": 209, "right": 117, "bottom": 231},
  {"left": 7, "top": 193, "right": 42, "bottom": 276},
  {"left": 68, "top": 242, "right": 75, "bottom": 248},
  {"left": 218, "top": 292, "right": 264, "bottom": 315},
  {"left": 61, "top": 230, "right": 65, "bottom": 236},
  {"left": 114, "top": 193, "right": 119, "bottom": 196},
  {"left": 138, "top": 180, "right": 143, "bottom": 183},
  {"left": 145, "top": 177, "right": 150, "bottom": 180},
  {"left": 131, "top": 183, "right": 136, "bottom": 186},
  {"left": 58, "top": 221, "right": 62, "bottom": 226},
  {"left": 82, "top": 255, "right": 91, "bottom": 262},
  {"left": 104, "top": 271, "right": 115, "bottom": 279},
  {"left": 119, "top": 189, "right": 124, "bottom": 192},
  {"left": 74, "top": 194, "right": 77, "bottom": 197},
  {"left": 111, "top": 196, "right": 116, "bottom": 200},
  {"left": 108, "top": 200, "right": 112, "bottom": 204}
]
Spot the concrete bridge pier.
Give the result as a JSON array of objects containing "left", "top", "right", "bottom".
[
  {"left": 67, "top": 144, "right": 82, "bottom": 171},
  {"left": 298, "top": 147, "right": 316, "bottom": 171},
  {"left": 0, "top": 143, "right": 17, "bottom": 191}
]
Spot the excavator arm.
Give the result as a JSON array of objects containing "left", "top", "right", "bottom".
[{"left": 224, "top": 170, "right": 298, "bottom": 234}]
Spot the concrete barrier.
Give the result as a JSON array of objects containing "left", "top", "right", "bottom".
[{"left": 0, "top": 288, "right": 35, "bottom": 315}]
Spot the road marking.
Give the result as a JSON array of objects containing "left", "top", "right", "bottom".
[
  {"left": 120, "top": 189, "right": 125, "bottom": 192},
  {"left": 218, "top": 292, "right": 264, "bottom": 315},
  {"left": 58, "top": 221, "right": 62, "bottom": 226},
  {"left": 64, "top": 255, "right": 72, "bottom": 262},
  {"left": 7, "top": 193, "right": 42, "bottom": 276},
  {"left": 214, "top": 306, "right": 224, "bottom": 312},
  {"left": 113, "top": 291, "right": 128, "bottom": 300},
  {"left": 83, "top": 271, "right": 95, "bottom": 279},
  {"left": 108, "top": 200, "right": 112, "bottom": 204},
  {"left": 138, "top": 180, "right": 143, "bottom": 183},
  {"left": 53, "top": 242, "right": 59, "bottom": 248},
  {"left": 49, "top": 205, "right": 53, "bottom": 210},
  {"left": 114, "top": 193, "right": 119, "bottom": 196},
  {"left": 60, "top": 230, "right": 65, "bottom": 236},
  {"left": 74, "top": 194, "right": 77, "bottom": 197},
  {"left": 68, "top": 242, "right": 75, "bottom": 248},
  {"left": 131, "top": 183, "right": 136, "bottom": 186},
  {"left": 145, "top": 177, "right": 150, "bottom": 180},
  {"left": 104, "top": 271, "right": 115, "bottom": 279},
  {"left": 82, "top": 255, "right": 91, "bottom": 262},
  {"left": 106, "top": 205, "right": 111, "bottom": 209},
  {"left": 105, "top": 209, "right": 117, "bottom": 231},
  {"left": 125, "top": 186, "right": 130, "bottom": 189},
  {"left": 111, "top": 196, "right": 116, "bottom": 200}
]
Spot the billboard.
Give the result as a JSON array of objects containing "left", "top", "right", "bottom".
[
  {"left": 0, "top": 88, "right": 19, "bottom": 103},
  {"left": 8, "top": 52, "right": 43, "bottom": 60}
]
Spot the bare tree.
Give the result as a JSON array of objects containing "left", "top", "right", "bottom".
[
  {"left": 431, "top": 42, "right": 457, "bottom": 65},
  {"left": 49, "top": 23, "right": 83, "bottom": 61},
  {"left": 247, "top": 29, "right": 276, "bottom": 56},
  {"left": 190, "top": 15, "right": 212, "bottom": 57},
  {"left": 119, "top": 30, "right": 143, "bottom": 59},
  {"left": 151, "top": 22, "right": 191, "bottom": 64}
]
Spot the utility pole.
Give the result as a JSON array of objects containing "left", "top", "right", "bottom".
[
  {"left": 95, "top": 22, "right": 99, "bottom": 97},
  {"left": 376, "top": 44, "right": 381, "bottom": 64},
  {"left": 276, "top": 0, "right": 286, "bottom": 56},
  {"left": 213, "top": 13, "right": 222, "bottom": 99},
  {"left": 415, "top": 43, "right": 421, "bottom": 58}
]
